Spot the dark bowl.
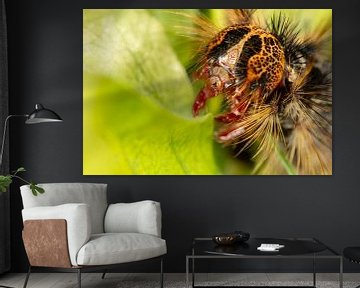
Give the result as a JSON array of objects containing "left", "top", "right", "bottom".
[
  {"left": 212, "top": 234, "right": 237, "bottom": 245},
  {"left": 212, "top": 231, "right": 250, "bottom": 246}
]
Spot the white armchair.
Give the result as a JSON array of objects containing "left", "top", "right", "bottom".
[{"left": 20, "top": 183, "right": 166, "bottom": 288}]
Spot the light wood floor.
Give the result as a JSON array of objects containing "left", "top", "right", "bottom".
[{"left": 1, "top": 273, "right": 360, "bottom": 288}]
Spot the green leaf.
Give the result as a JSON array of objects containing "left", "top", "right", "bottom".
[
  {"left": 29, "top": 182, "right": 44, "bottom": 196},
  {"left": 83, "top": 9, "right": 194, "bottom": 118},
  {"left": 35, "top": 186, "right": 45, "bottom": 194},
  {"left": 29, "top": 183, "right": 37, "bottom": 196},
  {"left": 0, "top": 175, "right": 13, "bottom": 192},
  {"left": 84, "top": 77, "right": 222, "bottom": 175},
  {"left": 13, "top": 167, "right": 26, "bottom": 174}
]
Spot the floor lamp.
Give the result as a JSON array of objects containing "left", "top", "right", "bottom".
[
  {"left": 0, "top": 103, "right": 63, "bottom": 167},
  {"left": 0, "top": 103, "right": 62, "bottom": 288}
]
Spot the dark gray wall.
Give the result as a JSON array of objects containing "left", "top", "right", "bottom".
[{"left": 5, "top": 0, "right": 360, "bottom": 273}]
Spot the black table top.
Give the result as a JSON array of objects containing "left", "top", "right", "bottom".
[{"left": 192, "top": 238, "right": 337, "bottom": 257}]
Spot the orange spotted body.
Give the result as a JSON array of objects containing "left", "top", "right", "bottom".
[
  {"left": 193, "top": 24, "right": 286, "bottom": 136},
  {"left": 207, "top": 25, "right": 285, "bottom": 92}
]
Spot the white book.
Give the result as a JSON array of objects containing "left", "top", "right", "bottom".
[{"left": 257, "top": 243, "right": 285, "bottom": 251}]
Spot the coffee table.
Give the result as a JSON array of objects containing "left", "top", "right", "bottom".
[{"left": 186, "top": 237, "right": 343, "bottom": 288}]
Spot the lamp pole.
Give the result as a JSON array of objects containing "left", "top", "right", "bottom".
[{"left": 0, "top": 114, "right": 28, "bottom": 169}]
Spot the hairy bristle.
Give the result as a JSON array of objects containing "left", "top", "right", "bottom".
[{"left": 225, "top": 9, "right": 256, "bottom": 25}]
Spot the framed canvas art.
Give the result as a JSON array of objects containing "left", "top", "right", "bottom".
[{"left": 83, "top": 9, "right": 332, "bottom": 175}]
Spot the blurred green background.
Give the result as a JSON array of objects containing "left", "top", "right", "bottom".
[{"left": 83, "top": 9, "right": 331, "bottom": 175}]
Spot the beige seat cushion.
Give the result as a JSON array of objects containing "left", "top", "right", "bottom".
[{"left": 76, "top": 233, "right": 167, "bottom": 266}]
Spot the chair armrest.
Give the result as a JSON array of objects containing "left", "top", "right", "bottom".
[
  {"left": 23, "top": 219, "right": 72, "bottom": 268},
  {"left": 22, "top": 203, "right": 91, "bottom": 266},
  {"left": 104, "top": 200, "right": 162, "bottom": 237}
]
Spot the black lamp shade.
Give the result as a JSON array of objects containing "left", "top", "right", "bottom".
[{"left": 25, "top": 104, "right": 63, "bottom": 124}]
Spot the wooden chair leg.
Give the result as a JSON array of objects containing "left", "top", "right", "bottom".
[
  {"left": 77, "top": 268, "right": 81, "bottom": 288},
  {"left": 22, "top": 266, "right": 31, "bottom": 288}
]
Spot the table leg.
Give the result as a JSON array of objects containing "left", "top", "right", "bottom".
[
  {"left": 339, "top": 257, "right": 343, "bottom": 288},
  {"left": 192, "top": 247, "right": 195, "bottom": 288},
  {"left": 313, "top": 254, "right": 316, "bottom": 287},
  {"left": 192, "top": 257, "right": 195, "bottom": 288},
  {"left": 186, "top": 257, "right": 189, "bottom": 288}
]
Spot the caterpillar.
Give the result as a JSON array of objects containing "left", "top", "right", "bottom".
[{"left": 184, "top": 9, "right": 332, "bottom": 175}]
